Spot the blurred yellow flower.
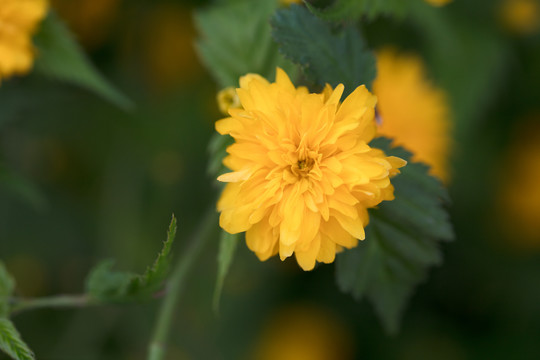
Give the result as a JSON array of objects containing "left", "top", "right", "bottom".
[
  {"left": 373, "top": 49, "right": 451, "bottom": 182},
  {"left": 216, "top": 68, "right": 405, "bottom": 271},
  {"left": 498, "top": 118, "right": 540, "bottom": 246},
  {"left": 0, "top": 0, "right": 48, "bottom": 82},
  {"left": 500, "top": 0, "right": 540, "bottom": 34},
  {"left": 252, "top": 305, "right": 355, "bottom": 360},
  {"left": 425, "top": 0, "right": 452, "bottom": 6}
]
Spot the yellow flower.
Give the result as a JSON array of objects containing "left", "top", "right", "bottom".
[
  {"left": 0, "top": 0, "right": 48, "bottom": 82},
  {"left": 499, "top": 0, "right": 540, "bottom": 34},
  {"left": 373, "top": 49, "right": 451, "bottom": 182},
  {"left": 216, "top": 68, "right": 405, "bottom": 271},
  {"left": 425, "top": 0, "right": 452, "bottom": 6}
]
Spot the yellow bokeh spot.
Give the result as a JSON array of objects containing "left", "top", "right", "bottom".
[
  {"left": 497, "top": 117, "right": 540, "bottom": 247},
  {"left": 425, "top": 0, "right": 452, "bottom": 6},
  {"left": 500, "top": 0, "right": 540, "bottom": 34},
  {"left": 252, "top": 305, "right": 355, "bottom": 360}
]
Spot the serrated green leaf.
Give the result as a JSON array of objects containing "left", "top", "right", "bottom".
[
  {"left": 306, "top": 0, "right": 419, "bottom": 21},
  {"left": 33, "top": 12, "right": 133, "bottom": 110},
  {"left": 213, "top": 231, "right": 240, "bottom": 313},
  {"left": 336, "top": 137, "right": 453, "bottom": 334},
  {"left": 143, "top": 214, "right": 177, "bottom": 286},
  {"left": 0, "top": 262, "right": 15, "bottom": 318},
  {"left": 0, "top": 318, "right": 35, "bottom": 360},
  {"left": 86, "top": 215, "right": 177, "bottom": 303},
  {"left": 271, "top": 5, "right": 376, "bottom": 94},
  {"left": 195, "top": 0, "right": 295, "bottom": 88}
]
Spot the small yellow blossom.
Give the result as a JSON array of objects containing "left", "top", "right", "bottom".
[
  {"left": 216, "top": 68, "right": 405, "bottom": 271},
  {"left": 425, "top": 0, "right": 452, "bottom": 6},
  {"left": 0, "top": 0, "right": 48, "bottom": 82},
  {"left": 373, "top": 49, "right": 451, "bottom": 182},
  {"left": 499, "top": 0, "right": 540, "bottom": 34},
  {"left": 217, "top": 87, "right": 242, "bottom": 115}
]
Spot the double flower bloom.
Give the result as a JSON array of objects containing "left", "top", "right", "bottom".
[{"left": 216, "top": 68, "right": 406, "bottom": 270}]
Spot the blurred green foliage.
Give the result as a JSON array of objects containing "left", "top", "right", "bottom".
[{"left": 0, "top": 0, "right": 540, "bottom": 359}]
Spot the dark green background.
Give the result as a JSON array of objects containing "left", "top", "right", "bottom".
[{"left": 1, "top": 0, "right": 540, "bottom": 359}]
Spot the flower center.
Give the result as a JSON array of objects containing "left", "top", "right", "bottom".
[
  {"left": 294, "top": 158, "right": 314, "bottom": 175},
  {"left": 290, "top": 148, "right": 321, "bottom": 179}
]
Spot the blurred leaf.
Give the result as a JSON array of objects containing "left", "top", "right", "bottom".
[
  {"left": 195, "top": 0, "right": 295, "bottom": 88},
  {"left": 85, "top": 260, "right": 137, "bottom": 303},
  {"left": 86, "top": 215, "right": 177, "bottom": 303},
  {"left": 271, "top": 4, "right": 376, "bottom": 94},
  {"left": 336, "top": 137, "right": 453, "bottom": 334},
  {"left": 213, "top": 231, "right": 240, "bottom": 312},
  {"left": 0, "top": 262, "right": 15, "bottom": 318},
  {"left": 0, "top": 165, "right": 46, "bottom": 211},
  {"left": 409, "top": 3, "right": 509, "bottom": 141},
  {"left": 0, "top": 319, "right": 35, "bottom": 360},
  {"left": 306, "top": 0, "right": 417, "bottom": 21},
  {"left": 207, "top": 133, "right": 234, "bottom": 180},
  {"left": 33, "top": 12, "right": 133, "bottom": 110}
]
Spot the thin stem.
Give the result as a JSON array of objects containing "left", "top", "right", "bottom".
[
  {"left": 147, "top": 208, "right": 218, "bottom": 360},
  {"left": 10, "top": 294, "right": 92, "bottom": 315}
]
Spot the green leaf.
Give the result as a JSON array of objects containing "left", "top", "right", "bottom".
[
  {"left": 271, "top": 4, "right": 376, "bottom": 94},
  {"left": 335, "top": 137, "right": 453, "bottom": 334},
  {"left": 207, "top": 133, "right": 234, "bottom": 180},
  {"left": 33, "top": 12, "right": 133, "bottom": 110},
  {"left": 0, "top": 318, "right": 35, "bottom": 360},
  {"left": 143, "top": 214, "right": 177, "bottom": 286},
  {"left": 0, "top": 262, "right": 15, "bottom": 318},
  {"left": 306, "top": 0, "right": 419, "bottom": 21},
  {"left": 0, "top": 164, "right": 47, "bottom": 211},
  {"left": 195, "top": 0, "right": 295, "bottom": 88},
  {"left": 213, "top": 231, "right": 240, "bottom": 313},
  {"left": 408, "top": 3, "right": 509, "bottom": 142},
  {"left": 86, "top": 215, "right": 177, "bottom": 303}
]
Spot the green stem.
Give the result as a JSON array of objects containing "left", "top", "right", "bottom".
[
  {"left": 10, "top": 295, "right": 92, "bottom": 315},
  {"left": 147, "top": 208, "right": 218, "bottom": 360}
]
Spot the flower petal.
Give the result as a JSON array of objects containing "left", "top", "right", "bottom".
[{"left": 295, "top": 234, "right": 321, "bottom": 271}]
